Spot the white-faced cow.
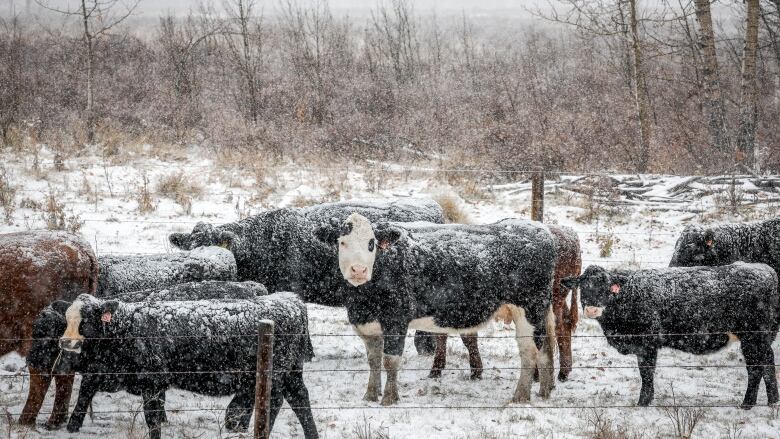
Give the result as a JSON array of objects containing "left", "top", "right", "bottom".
[
  {"left": 57, "top": 290, "right": 317, "bottom": 439},
  {"left": 316, "top": 213, "right": 558, "bottom": 405}
]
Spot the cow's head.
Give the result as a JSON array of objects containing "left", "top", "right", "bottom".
[
  {"left": 315, "top": 213, "right": 402, "bottom": 286},
  {"left": 59, "top": 294, "right": 119, "bottom": 353},
  {"left": 670, "top": 225, "right": 717, "bottom": 267},
  {"left": 169, "top": 222, "right": 238, "bottom": 251},
  {"left": 561, "top": 265, "right": 628, "bottom": 319}
]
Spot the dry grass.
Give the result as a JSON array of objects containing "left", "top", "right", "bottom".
[
  {"left": 0, "top": 166, "right": 17, "bottom": 224},
  {"left": 41, "top": 187, "right": 83, "bottom": 232},
  {"left": 352, "top": 414, "right": 392, "bottom": 439},
  {"left": 136, "top": 174, "right": 157, "bottom": 214},
  {"left": 433, "top": 192, "right": 472, "bottom": 224},
  {"left": 583, "top": 408, "right": 654, "bottom": 439},
  {"left": 156, "top": 171, "right": 202, "bottom": 212}
]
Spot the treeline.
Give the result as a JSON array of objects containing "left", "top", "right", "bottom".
[{"left": 0, "top": 0, "right": 779, "bottom": 175}]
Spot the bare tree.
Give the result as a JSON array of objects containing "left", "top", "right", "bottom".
[
  {"left": 281, "top": 0, "right": 351, "bottom": 124},
  {"left": 369, "top": 0, "right": 420, "bottom": 84},
  {"left": 693, "top": 0, "right": 729, "bottom": 155},
  {"left": 736, "top": 0, "right": 760, "bottom": 168},
  {"left": 36, "top": 0, "right": 138, "bottom": 142},
  {"left": 209, "top": 0, "right": 266, "bottom": 124},
  {"left": 535, "top": 0, "right": 653, "bottom": 172},
  {"left": 0, "top": 15, "right": 26, "bottom": 145}
]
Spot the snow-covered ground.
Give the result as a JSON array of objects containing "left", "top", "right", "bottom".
[{"left": 1, "top": 146, "right": 779, "bottom": 438}]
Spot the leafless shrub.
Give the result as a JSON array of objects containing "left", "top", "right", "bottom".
[
  {"left": 156, "top": 171, "right": 202, "bottom": 210},
  {"left": 136, "top": 174, "right": 157, "bottom": 214},
  {"left": 660, "top": 386, "right": 707, "bottom": 439},
  {"left": 0, "top": 166, "right": 17, "bottom": 224},
  {"left": 42, "top": 188, "right": 83, "bottom": 232},
  {"left": 583, "top": 408, "right": 651, "bottom": 439},
  {"left": 433, "top": 192, "right": 472, "bottom": 224},
  {"left": 720, "top": 421, "right": 744, "bottom": 439}
]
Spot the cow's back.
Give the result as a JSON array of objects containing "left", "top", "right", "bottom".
[{"left": 0, "top": 231, "right": 97, "bottom": 355}]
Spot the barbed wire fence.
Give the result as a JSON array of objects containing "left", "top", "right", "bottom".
[{"left": 2, "top": 164, "right": 780, "bottom": 437}]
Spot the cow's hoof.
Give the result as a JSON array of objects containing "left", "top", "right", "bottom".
[
  {"left": 363, "top": 390, "right": 380, "bottom": 402},
  {"left": 66, "top": 423, "right": 80, "bottom": 434},
  {"left": 557, "top": 372, "right": 569, "bottom": 382},
  {"left": 740, "top": 403, "right": 754, "bottom": 410},
  {"left": 469, "top": 371, "right": 482, "bottom": 380},
  {"left": 44, "top": 421, "right": 66, "bottom": 431},
  {"left": 428, "top": 369, "right": 442, "bottom": 379},
  {"left": 380, "top": 394, "right": 398, "bottom": 406}
]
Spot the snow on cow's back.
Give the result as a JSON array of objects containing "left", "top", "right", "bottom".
[
  {"left": 301, "top": 197, "right": 444, "bottom": 224},
  {"left": 0, "top": 230, "right": 95, "bottom": 269}
]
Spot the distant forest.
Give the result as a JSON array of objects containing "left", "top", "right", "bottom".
[{"left": 1, "top": 0, "right": 779, "bottom": 175}]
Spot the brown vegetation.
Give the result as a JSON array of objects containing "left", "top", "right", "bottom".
[{"left": 0, "top": 2, "right": 777, "bottom": 175}]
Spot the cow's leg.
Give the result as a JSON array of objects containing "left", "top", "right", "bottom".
[
  {"left": 47, "top": 372, "right": 75, "bottom": 428},
  {"left": 740, "top": 337, "right": 766, "bottom": 409},
  {"left": 225, "top": 390, "right": 254, "bottom": 432},
  {"left": 67, "top": 376, "right": 100, "bottom": 433},
  {"left": 762, "top": 344, "right": 779, "bottom": 405},
  {"left": 18, "top": 367, "right": 53, "bottom": 426},
  {"left": 461, "top": 334, "right": 483, "bottom": 380},
  {"left": 282, "top": 370, "right": 319, "bottom": 439},
  {"left": 429, "top": 334, "right": 448, "bottom": 379},
  {"left": 534, "top": 306, "right": 556, "bottom": 399},
  {"left": 381, "top": 355, "right": 401, "bottom": 406},
  {"left": 141, "top": 388, "right": 166, "bottom": 439},
  {"left": 414, "top": 331, "right": 437, "bottom": 356},
  {"left": 380, "top": 323, "right": 409, "bottom": 406},
  {"left": 510, "top": 306, "right": 538, "bottom": 403},
  {"left": 556, "top": 300, "right": 573, "bottom": 382},
  {"left": 636, "top": 349, "right": 658, "bottom": 406},
  {"left": 355, "top": 324, "right": 383, "bottom": 402},
  {"left": 268, "top": 383, "right": 285, "bottom": 433}
]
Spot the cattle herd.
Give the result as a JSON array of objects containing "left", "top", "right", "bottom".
[{"left": 1, "top": 198, "right": 778, "bottom": 439}]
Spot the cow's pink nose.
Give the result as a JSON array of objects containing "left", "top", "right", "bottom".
[{"left": 351, "top": 265, "right": 367, "bottom": 275}]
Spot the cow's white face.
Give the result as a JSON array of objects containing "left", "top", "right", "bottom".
[
  {"left": 59, "top": 294, "right": 118, "bottom": 353},
  {"left": 338, "top": 213, "right": 377, "bottom": 286},
  {"left": 61, "top": 299, "right": 86, "bottom": 353}
]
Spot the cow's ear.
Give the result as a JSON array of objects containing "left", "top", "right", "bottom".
[
  {"left": 51, "top": 300, "right": 71, "bottom": 315},
  {"left": 375, "top": 224, "right": 402, "bottom": 249},
  {"left": 560, "top": 276, "right": 580, "bottom": 291},
  {"left": 314, "top": 223, "right": 339, "bottom": 244},
  {"left": 609, "top": 272, "right": 629, "bottom": 287},
  {"left": 169, "top": 232, "right": 192, "bottom": 250},
  {"left": 217, "top": 231, "right": 238, "bottom": 250}
]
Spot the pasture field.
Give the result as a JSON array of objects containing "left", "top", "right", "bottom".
[{"left": 1, "top": 147, "right": 779, "bottom": 438}]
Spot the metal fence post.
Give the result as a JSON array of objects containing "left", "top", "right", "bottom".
[{"left": 254, "top": 320, "right": 275, "bottom": 439}]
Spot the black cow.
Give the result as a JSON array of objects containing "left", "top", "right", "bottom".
[
  {"left": 56, "top": 289, "right": 317, "bottom": 439},
  {"left": 670, "top": 218, "right": 780, "bottom": 282},
  {"left": 315, "top": 214, "right": 558, "bottom": 405},
  {"left": 562, "top": 263, "right": 779, "bottom": 408},
  {"left": 97, "top": 246, "right": 238, "bottom": 295},
  {"left": 168, "top": 198, "right": 446, "bottom": 354}
]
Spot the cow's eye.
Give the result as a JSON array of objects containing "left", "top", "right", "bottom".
[
  {"left": 368, "top": 238, "right": 375, "bottom": 252},
  {"left": 340, "top": 241, "right": 347, "bottom": 247}
]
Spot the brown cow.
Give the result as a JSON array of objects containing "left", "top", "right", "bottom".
[
  {"left": 0, "top": 231, "right": 98, "bottom": 428},
  {"left": 429, "top": 225, "right": 581, "bottom": 382}
]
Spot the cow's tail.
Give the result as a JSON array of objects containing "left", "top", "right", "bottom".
[
  {"left": 545, "top": 304, "right": 558, "bottom": 359},
  {"left": 87, "top": 248, "right": 99, "bottom": 295}
]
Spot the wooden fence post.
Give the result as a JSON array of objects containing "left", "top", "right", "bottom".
[
  {"left": 531, "top": 168, "right": 545, "bottom": 222},
  {"left": 254, "top": 320, "right": 275, "bottom": 439}
]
